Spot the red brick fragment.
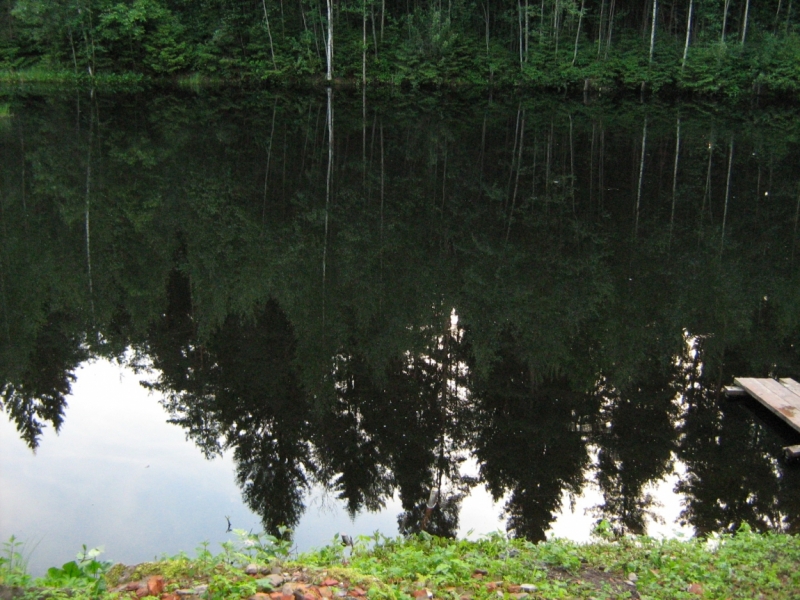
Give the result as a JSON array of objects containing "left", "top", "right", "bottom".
[
  {"left": 687, "top": 583, "right": 704, "bottom": 596},
  {"left": 350, "top": 588, "right": 367, "bottom": 597},
  {"left": 321, "top": 579, "right": 339, "bottom": 587},
  {"left": 148, "top": 576, "right": 165, "bottom": 596}
]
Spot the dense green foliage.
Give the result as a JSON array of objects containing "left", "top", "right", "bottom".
[{"left": 1, "top": 0, "right": 800, "bottom": 94}]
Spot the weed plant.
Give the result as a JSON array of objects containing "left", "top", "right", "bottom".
[{"left": 2, "top": 524, "right": 799, "bottom": 600}]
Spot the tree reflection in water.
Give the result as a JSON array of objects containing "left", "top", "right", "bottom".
[{"left": 2, "top": 89, "right": 800, "bottom": 541}]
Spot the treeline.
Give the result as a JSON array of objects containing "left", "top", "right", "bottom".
[{"left": 1, "top": 0, "right": 800, "bottom": 93}]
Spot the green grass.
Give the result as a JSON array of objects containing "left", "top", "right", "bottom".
[{"left": 2, "top": 525, "right": 799, "bottom": 600}]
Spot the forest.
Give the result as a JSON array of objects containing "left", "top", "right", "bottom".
[{"left": 1, "top": 0, "right": 800, "bottom": 94}]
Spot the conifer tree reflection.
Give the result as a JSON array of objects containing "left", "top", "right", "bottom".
[
  {"left": 592, "top": 357, "right": 680, "bottom": 536},
  {"left": 0, "top": 311, "right": 88, "bottom": 449},
  {"left": 472, "top": 337, "right": 594, "bottom": 541},
  {"left": 143, "top": 270, "right": 312, "bottom": 534},
  {"left": 316, "top": 313, "right": 473, "bottom": 536},
  {"left": 676, "top": 343, "right": 787, "bottom": 535}
]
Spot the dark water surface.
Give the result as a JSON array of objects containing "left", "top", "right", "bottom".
[{"left": 2, "top": 87, "right": 800, "bottom": 572}]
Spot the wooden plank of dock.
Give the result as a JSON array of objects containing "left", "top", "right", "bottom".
[{"left": 734, "top": 377, "right": 800, "bottom": 434}]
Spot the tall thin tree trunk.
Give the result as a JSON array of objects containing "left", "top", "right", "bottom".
[
  {"left": 379, "top": 119, "right": 385, "bottom": 292},
  {"left": 572, "top": 0, "right": 585, "bottom": 65},
  {"left": 597, "top": 0, "right": 607, "bottom": 56},
  {"left": 371, "top": 5, "right": 378, "bottom": 57},
  {"left": 741, "top": 0, "right": 751, "bottom": 43},
  {"left": 322, "top": 88, "right": 334, "bottom": 325},
  {"left": 262, "top": 0, "right": 278, "bottom": 69},
  {"left": 68, "top": 29, "right": 79, "bottom": 75},
  {"left": 648, "top": 0, "right": 658, "bottom": 63},
  {"left": 605, "top": 0, "right": 616, "bottom": 58},
  {"left": 262, "top": 99, "right": 278, "bottom": 232},
  {"left": 325, "top": 0, "right": 334, "bottom": 80},
  {"left": 682, "top": 0, "right": 693, "bottom": 69},
  {"left": 721, "top": 0, "right": 731, "bottom": 43},
  {"left": 507, "top": 111, "right": 525, "bottom": 242},
  {"left": 793, "top": 184, "right": 800, "bottom": 263},
  {"left": 670, "top": 115, "right": 681, "bottom": 247},
  {"left": 362, "top": 0, "right": 367, "bottom": 85},
  {"left": 524, "top": 0, "right": 529, "bottom": 61},
  {"left": 569, "top": 113, "right": 575, "bottom": 214},
  {"left": 539, "top": 0, "right": 545, "bottom": 44},
  {"left": 702, "top": 135, "right": 714, "bottom": 223},
  {"left": 518, "top": 0, "right": 524, "bottom": 66},
  {"left": 721, "top": 137, "right": 734, "bottom": 253},
  {"left": 85, "top": 101, "right": 95, "bottom": 318},
  {"left": 635, "top": 117, "right": 647, "bottom": 237}
]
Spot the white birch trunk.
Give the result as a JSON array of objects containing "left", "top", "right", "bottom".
[
  {"left": 262, "top": 0, "right": 277, "bottom": 69},
  {"left": 649, "top": 0, "right": 657, "bottom": 63},
  {"left": 741, "top": 0, "right": 751, "bottom": 43},
  {"left": 682, "top": 0, "right": 693, "bottom": 70},
  {"left": 572, "top": 0, "right": 585, "bottom": 65},
  {"left": 325, "top": 0, "right": 333, "bottom": 80}
]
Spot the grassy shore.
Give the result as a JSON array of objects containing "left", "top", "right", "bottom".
[{"left": 2, "top": 525, "right": 800, "bottom": 600}]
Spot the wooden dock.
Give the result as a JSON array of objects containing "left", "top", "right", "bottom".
[{"left": 726, "top": 377, "right": 800, "bottom": 435}]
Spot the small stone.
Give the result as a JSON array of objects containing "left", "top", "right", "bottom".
[
  {"left": 282, "top": 585, "right": 295, "bottom": 595},
  {"left": 473, "top": 569, "right": 488, "bottom": 576},
  {"left": 627, "top": 573, "right": 638, "bottom": 583},
  {"left": 148, "top": 576, "right": 165, "bottom": 597},
  {"left": 318, "top": 587, "right": 332, "bottom": 599},
  {"left": 520, "top": 585, "right": 537, "bottom": 593},
  {"left": 126, "top": 582, "right": 142, "bottom": 592},
  {"left": 485, "top": 583, "right": 497, "bottom": 592},
  {"left": 507, "top": 585, "right": 521, "bottom": 593},
  {"left": 321, "top": 579, "right": 339, "bottom": 587},
  {"left": 161, "top": 594, "right": 180, "bottom": 600},
  {"left": 246, "top": 565, "right": 260, "bottom": 576},
  {"left": 335, "top": 591, "right": 347, "bottom": 598},
  {"left": 350, "top": 590, "right": 367, "bottom": 598},
  {"left": 175, "top": 590, "right": 195, "bottom": 597},
  {"left": 270, "top": 594, "right": 282, "bottom": 600},
  {"left": 687, "top": 583, "right": 704, "bottom": 595},
  {"left": 266, "top": 575, "right": 285, "bottom": 587},
  {"left": 496, "top": 591, "right": 503, "bottom": 598},
  {"left": 411, "top": 590, "right": 428, "bottom": 599},
  {"left": 192, "top": 585, "right": 208, "bottom": 596}
]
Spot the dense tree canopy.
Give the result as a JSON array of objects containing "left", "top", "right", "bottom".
[{"left": 1, "top": 0, "right": 800, "bottom": 93}]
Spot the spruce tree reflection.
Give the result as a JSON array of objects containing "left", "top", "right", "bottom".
[
  {"left": 592, "top": 358, "right": 680, "bottom": 536},
  {"left": 472, "top": 338, "right": 594, "bottom": 541},
  {"left": 316, "top": 315, "right": 473, "bottom": 536},
  {"left": 144, "top": 271, "right": 311, "bottom": 534},
  {"left": 676, "top": 345, "right": 788, "bottom": 536},
  {"left": 0, "top": 311, "right": 88, "bottom": 449}
]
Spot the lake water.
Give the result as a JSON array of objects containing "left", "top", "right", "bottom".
[{"left": 1, "top": 86, "right": 800, "bottom": 575}]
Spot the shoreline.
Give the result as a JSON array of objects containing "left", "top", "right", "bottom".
[{"left": 2, "top": 528, "right": 799, "bottom": 599}]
